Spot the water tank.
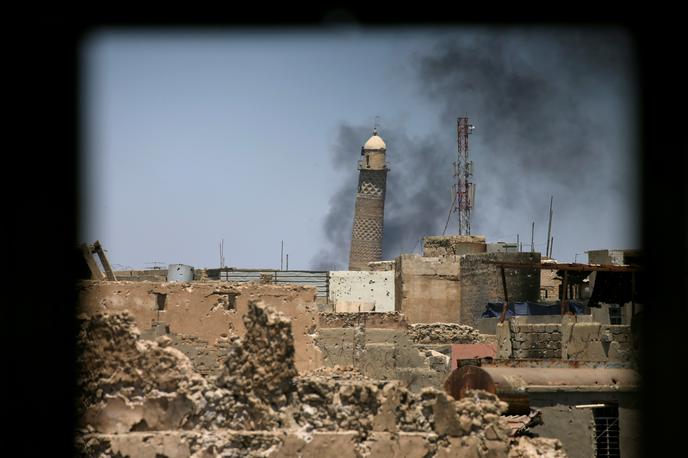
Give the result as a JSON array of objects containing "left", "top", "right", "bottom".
[{"left": 167, "top": 264, "right": 194, "bottom": 282}]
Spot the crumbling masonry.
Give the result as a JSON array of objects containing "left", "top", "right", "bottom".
[{"left": 76, "top": 302, "right": 567, "bottom": 457}]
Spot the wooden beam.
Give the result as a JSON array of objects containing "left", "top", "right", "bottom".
[
  {"left": 93, "top": 240, "right": 117, "bottom": 281},
  {"left": 499, "top": 266, "right": 509, "bottom": 323},
  {"left": 80, "top": 243, "right": 105, "bottom": 280}
]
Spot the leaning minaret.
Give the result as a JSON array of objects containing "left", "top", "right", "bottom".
[{"left": 348, "top": 128, "right": 389, "bottom": 271}]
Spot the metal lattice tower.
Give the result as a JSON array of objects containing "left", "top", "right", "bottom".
[{"left": 453, "top": 117, "right": 475, "bottom": 235}]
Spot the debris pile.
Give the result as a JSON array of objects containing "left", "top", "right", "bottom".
[
  {"left": 76, "top": 304, "right": 567, "bottom": 456},
  {"left": 409, "top": 322, "right": 482, "bottom": 344},
  {"left": 76, "top": 311, "right": 208, "bottom": 433}
]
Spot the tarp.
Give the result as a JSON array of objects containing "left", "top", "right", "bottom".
[{"left": 481, "top": 300, "right": 584, "bottom": 318}]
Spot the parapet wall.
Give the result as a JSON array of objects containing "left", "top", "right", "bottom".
[
  {"left": 508, "top": 323, "right": 563, "bottom": 359},
  {"left": 495, "top": 316, "right": 634, "bottom": 365},
  {"left": 329, "top": 270, "right": 395, "bottom": 312},
  {"left": 422, "top": 235, "right": 487, "bottom": 257}
]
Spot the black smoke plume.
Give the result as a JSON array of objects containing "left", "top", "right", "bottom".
[{"left": 313, "top": 29, "right": 636, "bottom": 269}]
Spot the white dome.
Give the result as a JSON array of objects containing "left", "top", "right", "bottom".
[{"left": 363, "top": 132, "right": 386, "bottom": 151}]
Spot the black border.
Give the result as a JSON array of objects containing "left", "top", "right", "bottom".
[{"left": 10, "top": 8, "right": 686, "bottom": 457}]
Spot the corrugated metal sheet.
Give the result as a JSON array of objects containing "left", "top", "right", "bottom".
[{"left": 219, "top": 270, "right": 329, "bottom": 299}]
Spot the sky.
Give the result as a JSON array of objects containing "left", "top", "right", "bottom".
[{"left": 80, "top": 26, "right": 639, "bottom": 271}]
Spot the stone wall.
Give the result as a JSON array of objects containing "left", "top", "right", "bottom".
[
  {"left": 459, "top": 252, "right": 541, "bottom": 327},
  {"left": 508, "top": 322, "right": 562, "bottom": 359},
  {"left": 78, "top": 280, "right": 323, "bottom": 373},
  {"left": 329, "top": 270, "right": 394, "bottom": 312},
  {"left": 315, "top": 313, "right": 484, "bottom": 392},
  {"left": 496, "top": 316, "right": 634, "bottom": 365},
  {"left": 395, "top": 254, "right": 462, "bottom": 324},
  {"left": 422, "top": 235, "right": 487, "bottom": 257}
]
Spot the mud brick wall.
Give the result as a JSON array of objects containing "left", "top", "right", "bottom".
[
  {"left": 78, "top": 280, "right": 322, "bottom": 373},
  {"left": 509, "top": 323, "right": 562, "bottom": 359},
  {"left": 139, "top": 329, "right": 231, "bottom": 378}
]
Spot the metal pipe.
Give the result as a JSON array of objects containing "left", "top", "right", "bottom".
[{"left": 546, "top": 196, "right": 553, "bottom": 258}]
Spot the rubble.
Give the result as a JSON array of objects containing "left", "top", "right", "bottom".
[
  {"left": 408, "top": 323, "right": 482, "bottom": 344},
  {"left": 76, "top": 303, "right": 568, "bottom": 456},
  {"left": 76, "top": 311, "right": 208, "bottom": 433}
]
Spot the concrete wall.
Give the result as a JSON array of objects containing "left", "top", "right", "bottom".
[
  {"left": 395, "top": 254, "right": 461, "bottom": 324},
  {"left": 587, "top": 249, "right": 627, "bottom": 265},
  {"left": 459, "top": 252, "right": 541, "bottom": 327},
  {"left": 529, "top": 392, "right": 639, "bottom": 458},
  {"left": 329, "top": 270, "right": 394, "bottom": 312},
  {"left": 561, "top": 319, "right": 633, "bottom": 364},
  {"left": 78, "top": 280, "right": 323, "bottom": 373}
]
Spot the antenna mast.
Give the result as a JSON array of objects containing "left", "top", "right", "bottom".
[{"left": 453, "top": 117, "right": 475, "bottom": 235}]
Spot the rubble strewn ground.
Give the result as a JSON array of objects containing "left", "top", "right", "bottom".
[
  {"left": 408, "top": 323, "right": 482, "bottom": 344},
  {"left": 76, "top": 303, "right": 567, "bottom": 457}
]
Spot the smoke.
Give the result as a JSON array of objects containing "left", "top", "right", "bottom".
[
  {"left": 311, "top": 124, "right": 450, "bottom": 269},
  {"left": 313, "top": 28, "right": 636, "bottom": 268}
]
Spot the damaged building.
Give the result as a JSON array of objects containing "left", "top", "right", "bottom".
[
  {"left": 74, "top": 128, "right": 644, "bottom": 457},
  {"left": 76, "top": 235, "right": 642, "bottom": 457}
]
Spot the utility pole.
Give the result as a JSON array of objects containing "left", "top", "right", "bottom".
[
  {"left": 545, "top": 196, "right": 553, "bottom": 258},
  {"left": 550, "top": 237, "right": 554, "bottom": 259},
  {"left": 286, "top": 254, "right": 289, "bottom": 271},
  {"left": 516, "top": 233, "right": 520, "bottom": 252},
  {"left": 530, "top": 222, "right": 535, "bottom": 253}
]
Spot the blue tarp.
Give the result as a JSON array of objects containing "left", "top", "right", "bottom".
[{"left": 481, "top": 301, "right": 585, "bottom": 318}]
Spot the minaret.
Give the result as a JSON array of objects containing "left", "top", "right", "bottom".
[{"left": 348, "top": 128, "right": 389, "bottom": 271}]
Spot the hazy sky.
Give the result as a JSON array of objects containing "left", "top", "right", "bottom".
[{"left": 80, "top": 27, "right": 638, "bottom": 271}]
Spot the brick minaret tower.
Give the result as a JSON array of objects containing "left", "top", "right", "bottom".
[{"left": 348, "top": 129, "right": 388, "bottom": 271}]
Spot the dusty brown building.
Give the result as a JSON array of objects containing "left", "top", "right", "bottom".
[{"left": 395, "top": 236, "right": 540, "bottom": 326}]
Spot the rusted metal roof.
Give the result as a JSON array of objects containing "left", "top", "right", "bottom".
[{"left": 482, "top": 367, "right": 639, "bottom": 393}]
